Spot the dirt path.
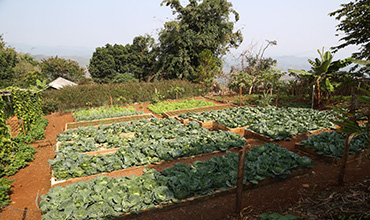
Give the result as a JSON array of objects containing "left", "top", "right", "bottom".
[{"left": 0, "top": 113, "right": 74, "bottom": 220}]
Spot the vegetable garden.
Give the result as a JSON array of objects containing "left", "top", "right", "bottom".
[{"left": 0, "top": 89, "right": 369, "bottom": 220}]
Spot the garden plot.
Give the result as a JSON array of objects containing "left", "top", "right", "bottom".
[
  {"left": 162, "top": 104, "right": 235, "bottom": 126},
  {"left": 57, "top": 118, "right": 208, "bottom": 155},
  {"left": 73, "top": 106, "right": 145, "bottom": 122},
  {"left": 65, "top": 113, "right": 154, "bottom": 130},
  {"left": 50, "top": 118, "right": 246, "bottom": 185},
  {"left": 147, "top": 98, "right": 217, "bottom": 115},
  {"left": 296, "top": 131, "right": 370, "bottom": 163},
  {"left": 40, "top": 144, "right": 312, "bottom": 220},
  {"left": 178, "top": 106, "right": 337, "bottom": 140}
]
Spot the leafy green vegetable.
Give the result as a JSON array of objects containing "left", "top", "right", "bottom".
[
  {"left": 301, "top": 131, "right": 369, "bottom": 158},
  {"left": 73, "top": 106, "right": 144, "bottom": 122},
  {"left": 147, "top": 99, "right": 216, "bottom": 115}
]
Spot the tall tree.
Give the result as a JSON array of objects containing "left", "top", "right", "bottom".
[
  {"left": 157, "top": 0, "right": 242, "bottom": 80},
  {"left": 89, "top": 35, "right": 156, "bottom": 83},
  {"left": 0, "top": 36, "right": 17, "bottom": 88},
  {"left": 194, "top": 49, "right": 221, "bottom": 86},
  {"left": 329, "top": 0, "right": 370, "bottom": 60},
  {"left": 40, "top": 56, "right": 85, "bottom": 82}
]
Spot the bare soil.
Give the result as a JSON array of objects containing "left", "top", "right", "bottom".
[{"left": 1, "top": 103, "right": 369, "bottom": 220}]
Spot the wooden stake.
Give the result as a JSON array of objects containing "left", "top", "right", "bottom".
[
  {"left": 338, "top": 133, "right": 355, "bottom": 185},
  {"left": 110, "top": 96, "right": 113, "bottom": 107},
  {"left": 235, "top": 144, "right": 248, "bottom": 214},
  {"left": 239, "top": 86, "right": 242, "bottom": 106},
  {"left": 20, "top": 119, "right": 26, "bottom": 136}
]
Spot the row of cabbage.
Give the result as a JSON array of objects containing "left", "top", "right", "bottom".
[
  {"left": 73, "top": 106, "right": 144, "bottom": 122},
  {"left": 179, "top": 106, "right": 337, "bottom": 140},
  {"left": 51, "top": 118, "right": 245, "bottom": 180},
  {"left": 300, "top": 131, "right": 369, "bottom": 158},
  {"left": 41, "top": 143, "right": 313, "bottom": 220},
  {"left": 57, "top": 118, "right": 205, "bottom": 153}
]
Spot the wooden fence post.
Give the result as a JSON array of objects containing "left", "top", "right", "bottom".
[{"left": 236, "top": 144, "right": 248, "bottom": 214}]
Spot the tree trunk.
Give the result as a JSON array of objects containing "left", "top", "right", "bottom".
[
  {"left": 316, "top": 79, "right": 321, "bottom": 106},
  {"left": 275, "top": 87, "right": 280, "bottom": 107},
  {"left": 338, "top": 134, "right": 355, "bottom": 185},
  {"left": 239, "top": 86, "right": 242, "bottom": 106}
]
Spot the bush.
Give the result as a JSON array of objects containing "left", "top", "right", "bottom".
[{"left": 43, "top": 80, "right": 208, "bottom": 112}]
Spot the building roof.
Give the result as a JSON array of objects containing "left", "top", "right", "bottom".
[{"left": 48, "top": 77, "right": 77, "bottom": 90}]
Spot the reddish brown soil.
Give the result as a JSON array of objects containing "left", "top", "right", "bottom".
[{"left": 1, "top": 106, "right": 369, "bottom": 220}]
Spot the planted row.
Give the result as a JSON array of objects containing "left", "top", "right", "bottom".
[
  {"left": 41, "top": 144, "right": 312, "bottom": 220},
  {"left": 73, "top": 106, "right": 144, "bottom": 122},
  {"left": 57, "top": 119, "right": 207, "bottom": 154},
  {"left": 147, "top": 98, "right": 216, "bottom": 115},
  {"left": 300, "top": 131, "right": 369, "bottom": 158},
  {"left": 50, "top": 131, "right": 246, "bottom": 180},
  {"left": 179, "top": 106, "right": 337, "bottom": 140}
]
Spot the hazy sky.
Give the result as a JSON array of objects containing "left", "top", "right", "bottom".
[{"left": 0, "top": 0, "right": 357, "bottom": 59}]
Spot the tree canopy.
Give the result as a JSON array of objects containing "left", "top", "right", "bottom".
[
  {"left": 157, "top": 0, "right": 242, "bottom": 81},
  {"left": 89, "top": 35, "right": 156, "bottom": 83},
  {"left": 40, "top": 56, "right": 85, "bottom": 82},
  {"left": 329, "top": 0, "right": 370, "bottom": 60}
]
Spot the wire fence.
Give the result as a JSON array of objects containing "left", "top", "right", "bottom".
[{"left": 1, "top": 206, "right": 42, "bottom": 220}]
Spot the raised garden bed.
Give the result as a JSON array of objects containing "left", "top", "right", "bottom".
[
  {"left": 215, "top": 121, "right": 249, "bottom": 137},
  {"left": 162, "top": 104, "right": 235, "bottom": 127},
  {"left": 42, "top": 143, "right": 312, "bottom": 220},
  {"left": 50, "top": 147, "right": 244, "bottom": 188},
  {"left": 65, "top": 114, "right": 154, "bottom": 130},
  {"left": 113, "top": 167, "right": 311, "bottom": 220},
  {"left": 294, "top": 131, "right": 369, "bottom": 163},
  {"left": 295, "top": 144, "right": 370, "bottom": 164}
]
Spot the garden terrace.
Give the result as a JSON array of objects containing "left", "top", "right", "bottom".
[
  {"left": 296, "top": 131, "right": 370, "bottom": 163},
  {"left": 41, "top": 144, "right": 313, "bottom": 220},
  {"left": 73, "top": 106, "right": 145, "bottom": 122},
  {"left": 65, "top": 114, "right": 154, "bottom": 130},
  {"left": 178, "top": 106, "right": 338, "bottom": 140},
  {"left": 147, "top": 98, "right": 217, "bottom": 115}
]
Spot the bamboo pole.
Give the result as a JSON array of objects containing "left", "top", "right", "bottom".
[{"left": 235, "top": 144, "right": 248, "bottom": 213}]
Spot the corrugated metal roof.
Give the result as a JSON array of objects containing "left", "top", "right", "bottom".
[{"left": 48, "top": 77, "right": 77, "bottom": 90}]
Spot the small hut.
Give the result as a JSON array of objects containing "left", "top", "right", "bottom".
[{"left": 47, "top": 77, "right": 77, "bottom": 90}]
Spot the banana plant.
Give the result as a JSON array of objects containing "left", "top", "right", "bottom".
[{"left": 288, "top": 49, "right": 351, "bottom": 107}]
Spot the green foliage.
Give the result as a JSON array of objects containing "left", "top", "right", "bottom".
[
  {"left": 288, "top": 49, "right": 352, "bottom": 106},
  {"left": 167, "top": 86, "right": 185, "bottom": 99},
  {"left": 147, "top": 98, "right": 216, "bottom": 115},
  {"left": 179, "top": 106, "right": 336, "bottom": 140},
  {"left": 42, "top": 144, "right": 310, "bottom": 219},
  {"left": 50, "top": 119, "right": 245, "bottom": 180},
  {"left": 0, "top": 177, "right": 12, "bottom": 209},
  {"left": 3, "top": 143, "right": 36, "bottom": 176},
  {"left": 329, "top": 0, "right": 370, "bottom": 60},
  {"left": 301, "top": 131, "right": 369, "bottom": 158},
  {"left": 228, "top": 41, "right": 280, "bottom": 95},
  {"left": 12, "top": 88, "right": 43, "bottom": 132},
  {"left": 157, "top": 0, "right": 242, "bottom": 80},
  {"left": 255, "top": 92, "right": 273, "bottom": 107},
  {"left": 40, "top": 170, "right": 174, "bottom": 219},
  {"left": 194, "top": 49, "right": 221, "bottom": 86},
  {"left": 43, "top": 80, "right": 208, "bottom": 112},
  {"left": 40, "top": 56, "right": 85, "bottom": 82},
  {"left": 89, "top": 35, "right": 156, "bottom": 83},
  {"left": 0, "top": 36, "right": 17, "bottom": 88},
  {"left": 73, "top": 106, "right": 144, "bottom": 122},
  {"left": 163, "top": 144, "right": 312, "bottom": 198}
]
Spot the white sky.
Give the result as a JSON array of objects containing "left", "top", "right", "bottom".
[{"left": 0, "top": 0, "right": 357, "bottom": 59}]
